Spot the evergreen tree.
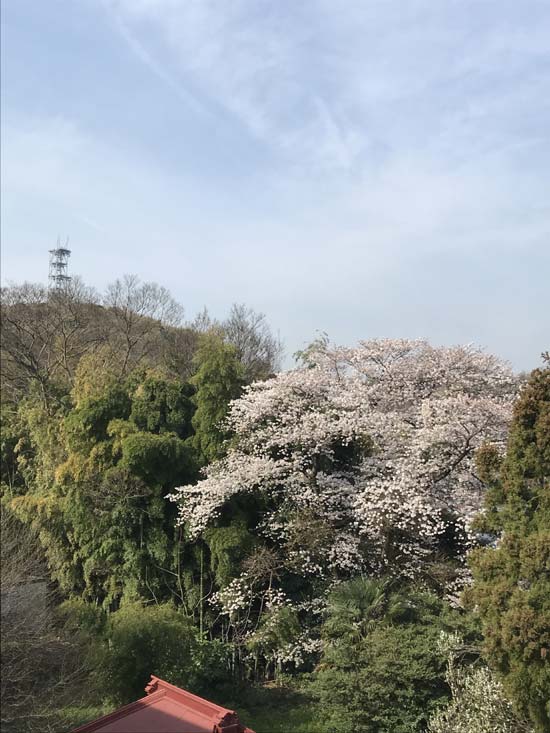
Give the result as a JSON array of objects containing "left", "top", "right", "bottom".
[{"left": 469, "top": 359, "right": 550, "bottom": 732}]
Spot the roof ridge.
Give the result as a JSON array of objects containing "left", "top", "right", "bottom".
[{"left": 146, "top": 676, "right": 238, "bottom": 723}]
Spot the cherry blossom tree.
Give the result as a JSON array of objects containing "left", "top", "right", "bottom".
[{"left": 170, "top": 339, "right": 517, "bottom": 600}]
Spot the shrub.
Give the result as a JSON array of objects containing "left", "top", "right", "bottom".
[
  {"left": 313, "top": 623, "right": 447, "bottom": 733},
  {"left": 100, "top": 603, "right": 230, "bottom": 703},
  {"left": 310, "top": 580, "right": 476, "bottom": 733}
]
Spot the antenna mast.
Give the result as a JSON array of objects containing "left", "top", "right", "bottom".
[{"left": 49, "top": 238, "right": 72, "bottom": 290}]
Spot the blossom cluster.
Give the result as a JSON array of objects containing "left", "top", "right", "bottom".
[
  {"left": 209, "top": 575, "right": 251, "bottom": 617},
  {"left": 270, "top": 633, "right": 323, "bottom": 667}
]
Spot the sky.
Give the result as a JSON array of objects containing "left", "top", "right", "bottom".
[{"left": 1, "top": 0, "right": 549, "bottom": 371}]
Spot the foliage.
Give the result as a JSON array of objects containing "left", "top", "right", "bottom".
[
  {"left": 58, "top": 597, "right": 107, "bottom": 636},
  {"left": 9, "top": 366, "right": 196, "bottom": 607},
  {"left": 99, "top": 602, "right": 230, "bottom": 704},
  {"left": 204, "top": 522, "right": 257, "bottom": 587},
  {"left": 2, "top": 277, "right": 283, "bottom": 618},
  {"left": 310, "top": 580, "right": 468, "bottom": 733},
  {"left": 129, "top": 373, "right": 195, "bottom": 438},
  {"left": 63, "top": 383, "right": 131, "bottom": 456},
  {"left": 0, "top": 404, "right": 24, "bottom": 492},
  {"left": 58, "top": 705, "right": 115, "bottom": 733},
  {"left": 189, "top": 303, "right": 283, "bottom": 382},
  {"left": 468, "top": 361, "right": 550, "bottom": 731},
  {"left": 321, "top": 576, "right": 407, "bottom": 641},
  {"left": 119, "top": 431, "right": 192, "bottom": 485},
  {"left": 222, "top": 682, "right": 320, "bottom": 733},
  {"left": 4, "top": 278, "right": 538, "bottom": 733}
]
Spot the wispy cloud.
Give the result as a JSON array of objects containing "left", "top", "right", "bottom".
[
  {"left": 100, "top": 0, "right": 209, "bottom": 119},
  {"left": 103, "top": 0, "right": 550, "bottom": 176}
]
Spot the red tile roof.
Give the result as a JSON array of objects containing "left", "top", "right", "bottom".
[{"left": 72, "top": 676, "right": 255, "bottom": 733}]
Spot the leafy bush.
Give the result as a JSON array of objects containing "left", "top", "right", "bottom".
[
  {"left": 58, "top": 598, "right": 106, "bottom": 636},
  {"left": 310, "top": 580, "right": 476, "bottom": 733},
  {"left": 99, "top": 603, "right": 230, "bottom": 704},
  {"left": 129, "top": 374, "right": 195, "bottom": 438},
  {"left": 119, "top": 431, "right": 191, "bottom": 485},
  {"left": 313, "top": 624, "right": 447, "bottom": 732}
]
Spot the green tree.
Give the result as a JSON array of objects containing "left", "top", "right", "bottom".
[
  {"left": 191, "top": 333, "right": 245, "bottom": 465},
  {"left": 469, "top": 360, "right": 550, "bottom": 731},
  {"left": 321, "top": 577, "right": 405, "bottom": 642},
  {"left": 1, "top": 403, "right": 24, "bottom": 492}
]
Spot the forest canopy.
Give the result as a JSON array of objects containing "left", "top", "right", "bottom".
[{"left": 0, "top": 277, "right": 547, "bottom": 733}]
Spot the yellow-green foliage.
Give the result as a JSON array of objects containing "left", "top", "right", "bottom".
[{"left": 6, "top": 368, "right": 197, "bottom": 608}]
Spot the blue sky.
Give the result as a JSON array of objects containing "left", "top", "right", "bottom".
[{"left": 2, "top": 0, "right": 549, "bottom": 370}]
